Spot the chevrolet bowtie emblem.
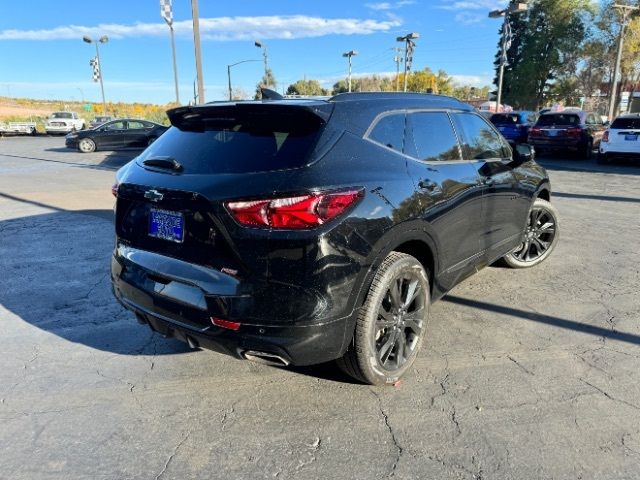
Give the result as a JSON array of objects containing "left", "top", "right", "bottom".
[{"left": 144, "top": 189, "right": 164, "bottom": 202}]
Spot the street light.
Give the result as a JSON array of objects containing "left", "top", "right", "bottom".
[
  {"left": 227, "top": 59, "right": 261, "bottom": 101},
  {"left": 489, "top": 1, "right": 528, "bottom": 112},
  {"left": 342, "top": 50, "right": 358, "bottom": 92},
  {"left": 82, "top": 35, "right": 108, "bottom": 115},
  {"left": 396, "top": 32, "right": 419, "bottom": 92},
  {"left": 191, "top": 0, "right": 205, "bottom": 104},
  {"left": 160, "top": 0, "right": 180, "bottom": 104},
  {"left": 254, "top": 41, "right": 270, "bottom": 84}
]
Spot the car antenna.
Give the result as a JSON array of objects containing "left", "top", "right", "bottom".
[{"left": 261, "top": 88, "right": 284, "bottom": 100}]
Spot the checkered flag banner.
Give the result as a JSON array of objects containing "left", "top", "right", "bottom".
[
  {"left": 502, "top": 20, "right": 512, "bottom": 65},
  {"left": 160, "top": 0, "right": 173, "bottom": 26},
  {"left": 89, "top": 56, "right": 100, "bottom": 82}
]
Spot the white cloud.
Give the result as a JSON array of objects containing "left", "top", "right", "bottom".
[
  {"left": 450, "top": 74, "right": 493, "bottom": 86},
  {"left": 366, "top": 1, "right": 415, "bottom": 10},
  {"left": 439, "top": 0, "right": 507, "bottom": 11},
  {"left": 455, "top": 12, "right": 487, "bottom": 24},
  {"left": 0, "top": 15, "right": 401, "bottom": 42}
]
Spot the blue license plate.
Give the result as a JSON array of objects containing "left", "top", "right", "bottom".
[
  {"left": 625, "top": 134, "right": 638, "bottom": 141},
  {"left": 149, "top": 209, "right": 184, "bottom": 243}
]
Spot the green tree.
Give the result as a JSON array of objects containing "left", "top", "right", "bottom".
[
  {"left": 286, "top": 79, "right": 329, "bottom": 96},
  {"left": 496, "top": 0, "right": 595, "bottom": 109}
]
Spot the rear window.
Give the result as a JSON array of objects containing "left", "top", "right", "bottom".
[
  {"left": 139, "top": 109, "right": 324, "bottom": 174},
  {"left": 537, "top": 114, "right": 581, "bottom": 126},
  {"left": 490, "top": 114, "right": 520, "bottom": 124},
  {"left": 611, "top": 117, "right": 640, "bottom": 129}
]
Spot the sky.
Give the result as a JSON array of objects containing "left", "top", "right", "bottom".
[{"left": 0, "top": 0, "right": 512, "bottom": 104}]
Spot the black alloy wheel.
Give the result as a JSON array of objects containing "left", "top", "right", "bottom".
[
  {"left": 337, "top": 252, "right": 430, "bottom": 385},
  {"left": 503, "top": 198, "right": 559, "bottom": 268}
]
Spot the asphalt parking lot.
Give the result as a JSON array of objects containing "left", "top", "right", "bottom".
[{"left": 1, "top": 135, "right": 639, "bottom": 480}]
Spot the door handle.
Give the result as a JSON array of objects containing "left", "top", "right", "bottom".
[{"left": 418, "top": 180, "right": 438, "bottom": 192}]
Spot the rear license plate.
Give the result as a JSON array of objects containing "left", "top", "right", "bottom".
[
  {"left": 149, "top": 209, "right": 184, "bottom": 243},
  {"left": 547, "top": 129, "right": 559, "bottom": 137},
  {"left": 625, "top": 134, "right": 638, "bottom": 141}
]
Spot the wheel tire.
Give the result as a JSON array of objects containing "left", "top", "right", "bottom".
[
  {"left": 78, "top": 138, "right": 96, "bottom": 153},
  {"left": 503, "top": 198, "right": 560, "bottom": 269},
  {"left": 337, "top": 252, "right": 430, "bottom": 385},
  {"left": 579, "top": 139, "right": 593, "bottom": 159}
]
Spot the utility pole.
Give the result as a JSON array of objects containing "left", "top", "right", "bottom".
[
  {"left": 392, "top": 47, "right": 403, "bottom": 92},
  {"left": 160, "top": 0, "right": 180, "bottom": 104},
  {"left": 254, "top": 41, "right": 270, "bottom": 83},
  {"left": 489, "top": 2, "right": 528, "bottom": 113},
  {"left": 191, "top": 0, "right": 205, "bottom": 104},
  {"left": 342, "top": 50, "right": 358, "bottom": 92},
  {"left": 609, "top": 4, "right": 639, "bottom": 120},
  {"left": 396, "top": 33, "right": 419, "bottom": 92}
]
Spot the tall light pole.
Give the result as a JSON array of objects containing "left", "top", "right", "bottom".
[
  {"left": 191, "top": 0, "right": 205, "bottom": 104},
  {"left": 489, "top": 2, "right": 528, "bottom": 112},
  {"left": 160, "top": 0, "right": 180, "bottom": 104},
  {"left": 227, "top": 59, "right": 261, "bottom": 101},
  {"left": 609, "top": 4, "right": 639, "bottom": 120},
  {"left": 254, "top": 41, "right": 270, "bottom": 83},
  {"left": 342, "top": 50, "right": 358, "bottom": 92},
  {"left": 83, "top": 35, "right": 108, "bottom": 115},
  {"left": 396, "top": 33, "right": 419, "bottom": 92}
]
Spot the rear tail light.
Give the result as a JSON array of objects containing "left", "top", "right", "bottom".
[
  {"left": 111, "top": 183, "right": 119, "bottom": 197},
  {"left": 602, "top": 130, "right": 609, "bottom": 143},
  {"left": 211, "top": 317, "right": 241, "bottom": 331},
  {"left": 567, "top": 127, "right": 582, "bottom": 136},
  {"left": 226, "top": 189, "right": 364, "bottom": 230},
  {"left": 529, "top": 127, "right": 542, "bottom": 136}
]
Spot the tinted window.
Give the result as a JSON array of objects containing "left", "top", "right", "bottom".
[
  {"left": 127, "top": 121, "right": 148, "bottom": 130},
  {"left": 407, "top": 112, "right": 461, "bottom": 162},
  {"left": 537, "top": 114, "right": 581, "bottom": 126},
  {"left": 452, "top": 113, "right": 508, "bottom": 160},
  {"left": 104, "top": 121, "right": 126, "bottom": 131},
  {"left": 51, "top": 112, "right": 73, "bottom": 119},
  {"left": 369, "top": 114, "right": 406, "bottom": 152},
  {"left": 611, "top": 117, "right": 640, "bottom": 129},
  {"left": 490, "top": 114, "right": 520, "bottom": 125},
  {"left": 138, "top": 113, "right": 322, "bottom": 174}
]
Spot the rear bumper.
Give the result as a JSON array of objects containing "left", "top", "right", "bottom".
[
  {"left": 528, "top": 138, "right": 582, "bottom": 150},
  {"left": 46, "top": 125, "right": 74, "bottom": 134},
  {"left": 110, "top": 245, "right": 354, "bottom": 365}
]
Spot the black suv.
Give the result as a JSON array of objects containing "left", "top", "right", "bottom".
[{"left": 111, "top": 93, "right": 559, "bottom": 385}]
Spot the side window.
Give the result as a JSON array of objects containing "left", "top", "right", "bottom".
[
  {"left": 104, "top": 121, "right": 126, "bottom": 131},
  {"left": 452, "top": 113, "right": 509, "bottom": 160},
  {"left": 406, "top": 112, "right": 461, "bottom": 162},
  {"left": 368, "top": 113, "right": 406, "bottom": 153},
  {"left": 127, "top": 121, "right": 146, "bottom": 130}
]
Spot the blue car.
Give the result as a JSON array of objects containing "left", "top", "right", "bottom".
[{"left": 491, "top": 111, "right": 538, "bottom": 145}]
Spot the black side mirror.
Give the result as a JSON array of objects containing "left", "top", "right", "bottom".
[{"left": 511, "top": 143, "right": 534, "bottom": 166}]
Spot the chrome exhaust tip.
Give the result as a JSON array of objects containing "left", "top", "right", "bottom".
[{"left": 242, "top": 350, "right": 290, "bottom": 367}]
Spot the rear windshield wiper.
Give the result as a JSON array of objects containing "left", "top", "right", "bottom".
[{"left": 142, "top": 156, "right": 183, "bottom": 172}]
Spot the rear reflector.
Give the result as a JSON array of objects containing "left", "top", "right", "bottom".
[
  {"left": 111, "top": 183, "right": 119, "bottom": 197},
  {"left": 602, "top": 130, "right": 609, "bottom": 143},
  {"left": 211, "top": 317, "right": 241, "bottom": 331},
  {"left": 226, "top": 189, "right": 363, "bottom": 230}
]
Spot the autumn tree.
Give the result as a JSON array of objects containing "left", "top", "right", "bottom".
[{"left": 286, "top": 79, "right": 329, "bottom": 96}]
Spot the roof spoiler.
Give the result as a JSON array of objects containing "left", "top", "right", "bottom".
[{"left": 260, "top": 88, "right": 283, "bottom": 100}]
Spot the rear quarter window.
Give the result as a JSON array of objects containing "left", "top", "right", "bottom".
[{"left": 368, "top": 113, "right": 406, "bottom": 153}]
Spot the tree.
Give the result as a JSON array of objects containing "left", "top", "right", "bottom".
[
  {"left": 495, "top": 0, "right": 595, "bottom": 109},
  {"left": 286, "top": 79, "right": 329, "bottom": 96},
  {"left": 254, "top": 68, "right": 277, "bottom": 100}
]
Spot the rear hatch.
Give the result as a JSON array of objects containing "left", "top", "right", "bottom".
[
  {"left": 531, "top": 113, "right": 582, "bottom": 140},
  {"left": 491, "top": 113, "right": 524, "bottom": 138},
  {"left": 607, "top": 116, "right": 640, "bottom": 152},
  {"left": 115, "top": 102, "right": 333, "bottom": 277}
]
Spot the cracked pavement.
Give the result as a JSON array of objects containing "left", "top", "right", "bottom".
[{"left": 1, "top": 137, "right": 639, "bottom": 479}]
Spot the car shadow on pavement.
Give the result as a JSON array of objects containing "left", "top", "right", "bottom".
[
  {"left": 444, "top": 295, "right": 640, "bottom": 346},
  {"left": 537, "top": 158, "right": 640, "bottom": 176},
  {"left": 0, "top": 199, "right": 190, "bottom": 357}
]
